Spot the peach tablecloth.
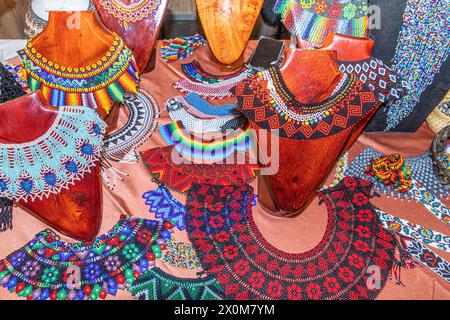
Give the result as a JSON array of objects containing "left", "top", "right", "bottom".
[{"left": 0, "top": 41, "right": 448, "bottom": 300}]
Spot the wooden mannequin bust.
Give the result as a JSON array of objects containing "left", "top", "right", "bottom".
[
  {"left": 320, "top": 32, "right": 374, "bottom": 61},
  {"left": 196, "top": 0, "right": 264, "bottom": 66},
  {"left": 0, "top": 92, "right": 102, "bottom": 240}
]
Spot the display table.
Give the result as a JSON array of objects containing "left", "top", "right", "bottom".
[{"left": 0, "top": 40, "right": 448, "bottom": 300}]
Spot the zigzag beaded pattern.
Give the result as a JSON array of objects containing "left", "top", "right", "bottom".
[{"left": 185, "top": 178, "right": 396, "bottom": 300}]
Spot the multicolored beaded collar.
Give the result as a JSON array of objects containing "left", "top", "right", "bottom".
[
  {"left": 166, "top": 96, "right": 245, "bottom": 134},
  {"left": 128, "top": 267, "right": 224, "bottom": 300},
  {"left": 233, "top": 65, "right": 379, "bottom": 140},
  {"left": 159, "top": 121, "right": 255, "bottom": 161},
  {"left": 185, "top": 178, "right": 396, "bottom": 300},
  {"left": 160, "top": 34, "right": 207, "bottom": 63},
  {"left": 274, "top": 0, "right": 369, "bottom": 47},
  {"left": 103, "top": 89, "right": 160, "bottom": 162},
  {"left": 344, "top": 147, "right": 449, "bottom": 200},
  {"left": 173, "top": 60, "right": 255, "bottom": 100},
  {"left": 19, "top": 34, "right": 139, "bottom": 115},
  {"left": 99, "top": 0, "right": 160, "bottom": 29},
  {"left": 385, "top": 0, "right": 450, "bottom": 130},
  {"left": 0, "top": 106, "right": 105, "bottom": 202},
  {"left": 0, "top": 215, "right": 174, "bottom": 300},
  {"left": 140, "top": 146, "right": 260, "bottom": 194}
]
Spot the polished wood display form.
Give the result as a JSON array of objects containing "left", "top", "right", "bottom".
[
  {"left": 0, "top": 92, "right": 103, "bottom": 241},
  {"left": 196, "top": 0, "right": 263, "bottom": 66}
]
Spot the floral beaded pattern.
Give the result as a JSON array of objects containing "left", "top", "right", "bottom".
[
  {"left": 0, "top": 215, "right": 174, "bottom": 300},
  {"left": 233, "top": 65, "right": 379, "bottom": 140},
  {"left": 0, "top": 106, "right": 105, "bottom": 202},
  {"left": 185, "top": 178, "right": 396, "bottom": 300},
  {"left": 274, "top": 0, "right": 369, "bottom": 47}
]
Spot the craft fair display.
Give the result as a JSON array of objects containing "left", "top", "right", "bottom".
[
  {"left": 93, "top": 0, "right": 168, "bottom": 72},
  {"left": 19, "top": 11, "right": 139, "bottom": 118},
  {"left": 196, "top": 0, "right": 264, "bottom": 65}
]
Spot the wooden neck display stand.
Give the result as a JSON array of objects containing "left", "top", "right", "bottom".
[
  {"left": 93, "top": 0, "right": 168, "bottom": 73},
  {"left": 196, "top": 0, "right": 264, "bottom": 67},
  {"left": 0, "top": 92, "right": 103, "bottom": 241},
  {"left": 320, "top": 32, "right": 374, "bottom": 61}
]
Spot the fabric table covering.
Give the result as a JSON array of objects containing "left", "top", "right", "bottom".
[{"left": 0, "top": 40, "right": 448, "bottom": 300}]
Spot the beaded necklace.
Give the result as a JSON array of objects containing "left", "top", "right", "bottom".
[
  {"left": 162, "top": 240, "right": 201, "bottom": 270},
  {"left": 159, "top": 121, "right": 255, "bottom": 161},
  {"left": 98, "top": 0, "right": 161, "bottom": 29},
  {"left": 274, "top": 0, "right": 369, "bottom": 47},
  {"left": 233, "top": 65, "right": 379, "bottom": 140},
  {"left": 0, "top": 63, "right": 25, "bottom": 104},
  {"left": 103, "top": 89, "right": 160, "bottom": 162},
  {"left": 160, "top": 35, "right": 207, "bottom": 63},
  {"left": 140, "top": 146, "right": 260, "bottom": 194},
  {"left": 182, "top": 92, "right": 238, "bottom": 118},
  {"left": 166, "top": 97, "right": 245, "bottom": 134},
  {"left": 19, "top": 34, "right": 139, "bottom": 115},
  {"left": 3, "top": 63, "right": 28, "bottom": 91},
  {"left": 174, "top": 60, "right": 255, "bottom": 100},
  {"left": 129, "top": 267, "right": 224, "bottom": 300},
  {"left": 186, "top": 178, "right": 396, "bottom": 300},
  {"left": 385, "top": 0, "right": 450, "bottom": 130},
  {"left": 0, "top": 106, "right": 105, "bottom": 203},
  {"left": 0, "top": 215, "right": 174, "bottom": 300},
  {"left": 24, "top": 0, "right": 96, "bottom": 38},
  {"left": 344, "top": 147, "right": 449, "bottom": 200}
]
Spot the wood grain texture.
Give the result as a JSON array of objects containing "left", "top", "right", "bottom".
[
  {"left": 0, "top": 0, "right": 26, "bottom": 39},
  {"left": 196, "top": 0, "right": 263, "bottom": 65}
]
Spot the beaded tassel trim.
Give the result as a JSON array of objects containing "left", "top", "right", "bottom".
[
  {"left": 185, "top": 178, "right": 396, "bottom": 300},
  {"left": 166, "top": 97, "right": 245, "bottom": 134},
  {"left": 103, "top": 89, "right": 160, "bottom": 162},
  {"left": 162, "top": 240, "right": 201, "bottom": 270},
  {"left": 385, "top": 0, "right": 450, "bottom": 130},
  {"left": 233, "top": 66, "right": 379, "bottom": 140},
  {"left": 0, "top": 106, "right": 105, "bottom": 202},
  {"left": 344, "top": 147, "right": 449, "bottom": 200},
  {"left": 24, "top": 0, "right": 96, "bottom": 38},
  {"left": 129, "top": 267, "right": 224, "bottom": 300},
  {"left": 140, "top": 145, "right": 260, "bottom": 194},
  {"left": 159, "top": 121, "right": 255, "bottom": 161},
  {"left": 182, "top": 92, "right": 238, "bottom": 118},
  {"left": 99, "top": 0, "right": 160, "bottom": 26},
  {"left": 173, "top": 61, "right": 255, "bottom": 100},
  {"left": 274, "top": 0, "right": 369, "bottom": 47},
  {"left": 0, "top": 215, "right": 174, "bottom": 300},
  {"left": 19, "top": 34, "right": 139, "bottom": 114},
  {"left": 161, "top": 35, "right": 207, "bottom": 63}
]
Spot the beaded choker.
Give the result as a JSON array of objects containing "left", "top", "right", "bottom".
[
  {"left": 103, "top": 89, "right": 160, "bottom": 162},
  {"left": 274, "top": 0, "right": 369, "bottom": 47},
  {"left": 0, "top": 63, "right": 25, "bottom": 104},
  {"left": 182, "top": 92, "right": 238, "bottom": 118},
  {"left": 129, "top": 267, "right": 224, "bottom": 300},
  {"left": 385, "top": 0, "right": 450, "bottom": 130},
  {"left": 19, "top": 34, "right": 139, "bottom": 115},
  {"left": 166, "top": 96, "right": 246, "bottom": 134},
  {"left": 174, "top": 60, "right": 255, "bottom": 100},
  {"left": 0, "top": 215, "right": 174, "bottom": 300},
  {"left": 99, "top": 0, "right": 161, "bottom": 29},
  {"left": 0, "top": 106, "right": 105, "bottom": 202},
  {"left": 161, "top": 35, "right": 207, "bottom": 63},
  {"left": 140, "top": 146, "right": 260, "bottom": 194},
  {"left": 159, "top": 121, "right": 255, "bottom": 161},
  {"left": 344, "top": 147, "right": 449, "bottom": 200},
  {"left": 185, "top": 178, "right": 396, "bottom": 300},
  {"left": 233, "top": 65, "right": 378, "bottom": 140}
]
